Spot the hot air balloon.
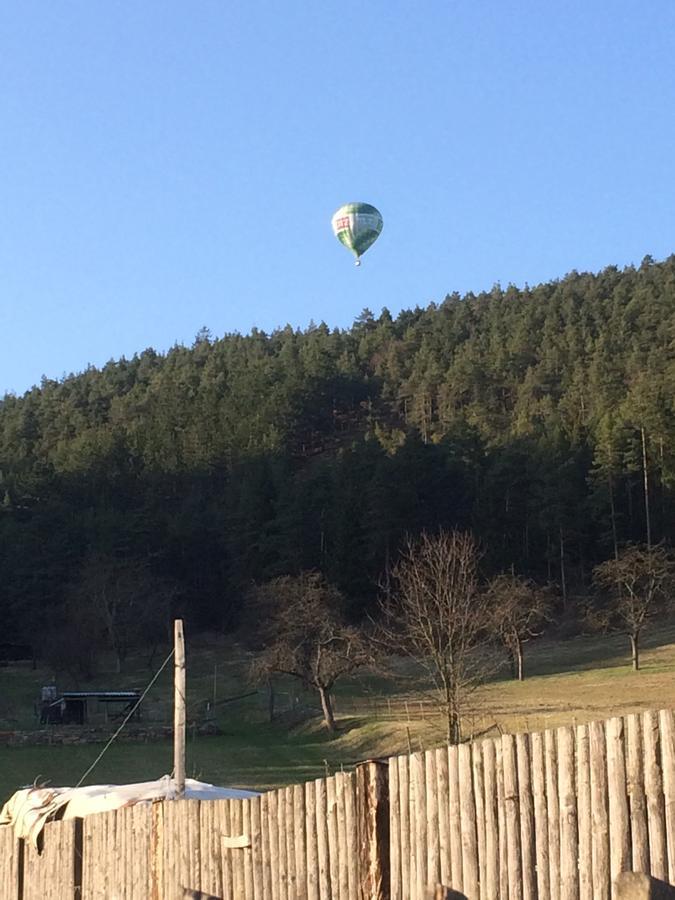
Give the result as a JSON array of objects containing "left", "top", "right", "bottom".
[{"left": 331, "top": 202, "right": 383, "bottom": 266}]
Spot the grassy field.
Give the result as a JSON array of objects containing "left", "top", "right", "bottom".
[{"left": 2, "top": 623, "right": 675, "bottom": 805}]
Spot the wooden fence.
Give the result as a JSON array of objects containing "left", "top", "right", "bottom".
[
  {"left": 1, "top": 707, "right": 675, "bottom": 898},
  {"left": 389, "top": 709, "right": 675, "bottom": 900},
  {"left": 0, "top": 766, "right": 387, "bottom": 900}
]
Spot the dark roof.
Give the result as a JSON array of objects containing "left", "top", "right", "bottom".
[{"left": 60, "top": 691, "right": 141, "bottom": 700}]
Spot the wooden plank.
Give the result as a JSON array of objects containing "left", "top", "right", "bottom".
[
  {"left": 606, "top": 716, "right": 630, "bottom": 894},
  {"left": 626, "top": 713, "right": 649, "bottom": 873},
  {"left": 267, "top": 791, "right": 280, "bottom": 900},
  {"left": 29, "top": 818, "right": 76, "bottom": 900},
  {"left": 589, "top": 720, "right": 610, "bottom": 900},
  {"left": 233, "top": 800, "right": 246, "bottom": 900},
  {"left": 436, "top": 747, "right": 451, "bottom": 890},
  {"left": 530, "top": 730, "right": 550, "bottom": 900},
  {"left": 199, "top": 801, "right": 219, "bottom": 900},
  {"left": 133, "top": 806, "right": 143, "bottom": 897},
  {"left": 305, "top": 781, "right": 319, "bottom": 900},
  {"left": 110, "top": 806, "right": 120, "bottom": 898},
  {"left": 345, "top": 773, "right": 359, "bottom": 899},
  {"left": 189, "top": 799, "right": 203, "bottom": 895},
  {"left": 162, "top": 799, "right": 174, "bottom": 898},
  {"left": 501, "top": 733, "right": 522, "bottom": 900},
  {"left": 426, "top": 749, "right": 441, "bottom": 890},
  {"left": 398, "top": 755, "right": 412, "bottom": 900},
  {"left": 557, "top": 725, "right": 579, "bottom": 900},
  {"left": 242, "top": 799, "right": 253, "bottom": 900},
  {"left": 660, "top": 709, "right": 675, "bottom": 884},
  {"left": 116, "top": 806, "right": 126, "bottom": 898},
  {"left": 82, "top": 815, "right": 94, "bottom": 899},
  {"left": 294, "top": 783, "right": 308, "bottom": 900},
  {"left": 471, "top": 743, "right": 486, "bottom": 900},
  {"left": 516, "top": 732, "right": 535, "bottom": 900},
  {"left": 447, "top": 745, "right": 463, "bottom": 891},
  {"left": 390, "top": 757, "right": 402, "bottom": 900},
  {"left": 122, "top": 807, "right": 133, "bottom": 898},
  {"left": 327, "top": 776, "right": 341, "bottom": 900},
  {"left": 412, "top": 751, "right": 428, "bottom": 900},
  {"left": 152, "top": 800, "right": 165, "bottom": 900},
  {"left": 458, "top": 743, "right": 478, "bottom": 898},
  {"left": 545, "top": 728, "right": 561, "bottom": 900},
  {"left": 643, "top": 710, "right": 668, "bottom": 880},
  {"left": 252, "top": 797, "right": 264, "bottom": 900},
  {"left": 315, "top": 778, "right": 331, "bottom": 900},
  {"left": 357, "top": 761, "right": 389, "bottom": 900},
  {"left": 285, "top": 787, "right": 297, "bottom": 900},
  {"left": 495, "top": 739, "right": 508, "bottom": 900},
  {"left": 576, "top": 724, "right": 593, "bottom": 900},
  {"left": 221, "top": 799, "right": 234, "bottom": 900},
  {"left": 481, "top": 739, "right": 499, "bottom": 900},
  {"left": 277, "top": 789, "right": 289, "bottom": 900},
  {"left": 337, "top": 774, "right": 350, "bottom": 900},
  {"left": 261, "top": 793, "right": 273, "bottom": 900}
]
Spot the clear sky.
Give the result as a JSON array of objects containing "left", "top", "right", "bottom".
[{"left": 2, "top": 1, "right": 674, "bottom": 395}]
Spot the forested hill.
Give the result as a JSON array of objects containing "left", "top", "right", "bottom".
[{"left": 1, "top": 255, "right": 674, "bottom": 647}]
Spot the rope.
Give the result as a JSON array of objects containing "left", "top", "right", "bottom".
[{"left": 75, "top": 646, "right": 175, "bottom": 788}]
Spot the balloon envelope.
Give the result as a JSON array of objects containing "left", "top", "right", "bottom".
[{"left": 331, "top": 202, "right": 383, "bottom": 264}]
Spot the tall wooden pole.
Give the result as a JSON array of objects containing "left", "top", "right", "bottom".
[{"left": 174, "top": 618, "right": 186, "bottom": 797}]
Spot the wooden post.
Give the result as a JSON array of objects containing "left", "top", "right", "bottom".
[
  {"left": 643, "top": 711, "right": 667, "bottom": 880},
  {"left": 398, "top": 755, "right": 411, "bottom": 900},
  {"left": 447, "top": 745, "right": 463, "bottom": 891},
  {"left": 482, "top": 739, "right": 499, "bottom": 900},
  {"left": 357, "top": 760, "right": 390, "bottom": 900},
  {"left": 389, "top": 757, "right": 401, "bottom": 899},
  {"left": 412, "top": 751, "right": 428, "bottom": 900},
  {"left": 576, "top": 724, "right": 593, "bottom": 900},
  {"left": 531, "top": 730, "right": 550, "bottom": 900},
  {"left": 501, "top": 734, "right": 522, "bottom": 900},
  {"left": 436, "top": 747, "right": 451, "bottom": 889},
  {"left": 659, "top": 709, "right": 675, "bottom": 883},
  {"left": 426, "top": 749, "right": 441, "bottom": 890},
  {"left": 626, "top": 713, "right": 649, "bottom": 873},
  {"left": 174, "top": 619, "right": 186, "bottom": 797},
  {"left": 544, "top": 728, "right": 561, "bottom": 900},
  {"left": 590, "top": 719, "right": 610, "bottom": 900},
  {"left": 516, "top": 732, "right": 535, "bottom": 900},
  {"left": 557, "top": 725, "right": 579, "bottom": 900},
  {"left": 606, "top": 717, "right": 631, "bottom": 893}
]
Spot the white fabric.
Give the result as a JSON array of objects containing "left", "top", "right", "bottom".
[{"left": 0, "top": 776, "right": 259, "bottom": 847}]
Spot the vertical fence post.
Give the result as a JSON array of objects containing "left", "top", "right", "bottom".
[
  {"left": 174, "top": 619, "right": 186, "bottom": 797},
  {"left": 357, "top": 760, "right": 390, "bottom": 900}
]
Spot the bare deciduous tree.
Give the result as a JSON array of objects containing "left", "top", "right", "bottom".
[
  {"left": 486, "top": 573, "right": 550, "bottom": 681},
  {"left": 245, "top": 571, "right": 372, "bottom": 732},
  {"left": 591, "top": 543, "right": 675, "bottom": 671},
  {"left": 68, "top": 553, "right": 176, "bottom": 673},
  {"left": 379, "top": 530, "right": 490, "bottom": 744}
]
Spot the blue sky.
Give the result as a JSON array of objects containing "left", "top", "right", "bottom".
[{"left": 2, "top": 1, "right": 674, "bottom": 395}]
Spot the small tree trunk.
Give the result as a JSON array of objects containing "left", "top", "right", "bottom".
[
  {"left": 318, "top": 685, "right": 337, "bottom": 732},
  {"left": 630, "top": 633, "right": 640, "bottom": 671},
  {"left": 516, "top": 639, "right": 524, "bottom": 681}
]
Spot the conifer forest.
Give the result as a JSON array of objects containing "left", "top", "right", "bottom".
[{"left": 1, "top": 255, "right": 673, "bottom": 657}]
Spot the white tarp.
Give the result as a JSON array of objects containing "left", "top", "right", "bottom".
[{"left": 0, "top": 775, "right": 259, "bottom": 847}]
